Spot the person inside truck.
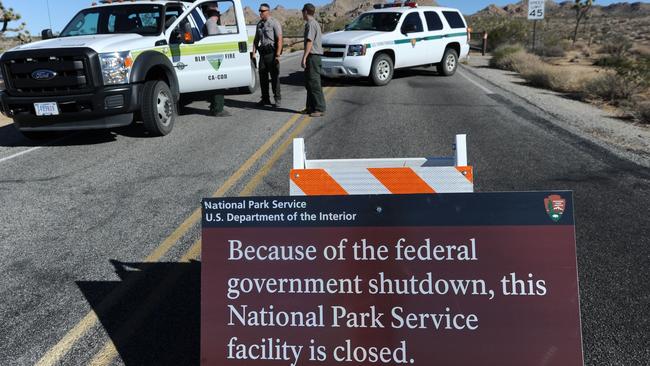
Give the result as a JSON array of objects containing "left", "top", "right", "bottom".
[{"left": 203, "top": 2, "right": 221, "bottom": 36}]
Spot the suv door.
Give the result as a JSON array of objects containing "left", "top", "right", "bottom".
[
  {"left": 166, "top": 0, "right": 251, "bottom": 93},
  {"left": 423, "top": 10, "right": 446, "bottom": 64},
  {"left": 395, "top": 11, "right": 428, "bottom": 68}
]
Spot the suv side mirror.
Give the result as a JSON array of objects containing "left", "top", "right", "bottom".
[
  {"left": 42, "top": 29, "right": 54, "bottom": 40},
  {"left": 182, "top": 22, "right": 194, "bottom": 44}
]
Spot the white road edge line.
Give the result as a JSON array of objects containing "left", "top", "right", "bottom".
[
  {"left": 0, "top": 133, "right": 77, "bottom": 164},
  {"left": 458, "top": 69, "right": 494, "bottom": 95},
  {"left": 0, "top": 146, "right": 42, "bottom": 164}
]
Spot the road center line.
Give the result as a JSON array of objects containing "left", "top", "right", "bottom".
[
  {"left": 86, "top": 87, "right": 337, "bottom": 366},
  {"left": 35, "top": 107, "right": 307, "bottom": 366}
]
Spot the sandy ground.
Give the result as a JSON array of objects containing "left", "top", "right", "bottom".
[
  {"left": 0, "top": 115, "right": 12, "bottom": 127},
  {"left": 463, "top": 54, "right": 650, "bottom": 168}
]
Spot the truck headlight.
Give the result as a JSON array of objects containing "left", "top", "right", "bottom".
[
  {"left": 99, "top": 51, "right": 134, "bottom": 85},
  {"left": 347, "top": 44, "right": 366, "bottom": 56}
]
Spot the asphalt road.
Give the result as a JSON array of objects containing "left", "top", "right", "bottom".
[{"left": 0, "top": 53, "right": 648, "bottom": 365}]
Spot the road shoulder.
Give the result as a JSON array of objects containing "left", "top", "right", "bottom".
[{"left": 461, "top": 55, "right": 650, "bottom": 168}]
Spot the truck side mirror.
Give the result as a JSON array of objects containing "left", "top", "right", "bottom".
[
  {"left": 182, "top": 22, "right": 194, "bottom": 44},
  {"left": 42, "top": 29, "right": 54, "bottom": 40}
]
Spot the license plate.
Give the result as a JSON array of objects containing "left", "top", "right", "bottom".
[{"left": 34, "top": 102, "right": 59, "bottom": 116}]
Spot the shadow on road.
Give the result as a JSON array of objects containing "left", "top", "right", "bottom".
[
  {"left": 0, "top": 125, "right": 124, "bottom": 147},
  {"left": 224, "top": 99, "right": 298, "bottom": 113},
  {"left": 77, "top": 260, "right": 200, "bottom": 365}
]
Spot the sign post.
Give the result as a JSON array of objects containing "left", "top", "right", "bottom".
[
  {"left": 528, "top": 0, "right": 546, "bottom": 51},
  {"left": 201, "top": 192, "right": 584, "bottom": 365}
]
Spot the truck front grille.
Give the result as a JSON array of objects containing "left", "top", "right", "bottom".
[{"left": 2, "top": 51, "right": 94, "bottom": 96}]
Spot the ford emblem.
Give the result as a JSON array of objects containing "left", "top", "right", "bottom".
[{"left": 32, "top": 69, "right": 57, "bottom": 81}]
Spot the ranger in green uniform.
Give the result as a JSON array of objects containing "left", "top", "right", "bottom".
[
  {"left": 301, "top": 3, "right": 325, "bottom": 117},
  {"left": 203, "top": 2, "right": 229, "bottom": 116},
  {"left": 253, "top": 3, "right": 283, "bottom": 107}
]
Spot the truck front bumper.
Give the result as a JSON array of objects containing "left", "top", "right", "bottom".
[
  {"left": 0, "top": 84, "right": 141, "bottom": 131},
  {"left": 321, "top": 56, "right": 371, "bottom": 78}
]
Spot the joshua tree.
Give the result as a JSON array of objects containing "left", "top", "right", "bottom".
[
  {"left": 0, "top": 1, "right": 31, "bottom": 43},
  {"left": 0, "top": 1, "right": 21, "bottom": 33},
  {"left": 572, "top": 0, "right": 594, "bottom": 45}
]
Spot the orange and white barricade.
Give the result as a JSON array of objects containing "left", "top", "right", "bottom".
[{"left": 290, "top": 134, "right": 473, "bottom": 196}]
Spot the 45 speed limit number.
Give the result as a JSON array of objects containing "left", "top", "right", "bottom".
[{"left": 528, "top": 0, "right": 545, "bottom": 19}]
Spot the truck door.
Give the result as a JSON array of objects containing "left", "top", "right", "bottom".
[
  {"left": 395, "top": 11, "right": 428, "bottom": 68},
  {"left": 166, "top": 0, "right": 251, "bottom": 93}
]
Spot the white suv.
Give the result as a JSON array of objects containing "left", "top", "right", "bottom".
[{"left": 321, "top": 3, "right": 470, "bottom": 85}]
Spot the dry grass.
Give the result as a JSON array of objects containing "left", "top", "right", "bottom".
[
  {"left": 633, "top": 102, "right": 650, "bottom": 124},
  {"left": 490, "top": 45, "right": 594, "bottom": 93}
]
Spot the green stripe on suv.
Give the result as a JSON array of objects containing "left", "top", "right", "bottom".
[{"left": 366, "top": 32, "right": 467, "bottom": 48}]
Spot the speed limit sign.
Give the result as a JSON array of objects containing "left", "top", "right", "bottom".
[{"left": 528, "top": 0, "right": 545, "bottom": 20}]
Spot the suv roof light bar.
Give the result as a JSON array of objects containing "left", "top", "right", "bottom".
[{"left": 373, "top": 2, "right": 418, "bottom": 9}]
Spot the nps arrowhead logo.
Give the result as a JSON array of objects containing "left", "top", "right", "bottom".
[
  {"left": 544, "top": 194, "right": 566, "bottom": 222},
  {"left": 410, "top": 38, "right": 417, "bottom": 47},
  {"left": 207, "top": 55, "right": 225, "bottom": 72}
]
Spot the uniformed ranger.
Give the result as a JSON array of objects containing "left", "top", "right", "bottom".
[
  {"left": 301, "top": 3, "right": 325, "bottom": 117},
  {"left": 202, "top": 2, "right": 229, "bottom": 116},
  {"left": 253, "top": 3, "right": 283, "bottom": 107}
]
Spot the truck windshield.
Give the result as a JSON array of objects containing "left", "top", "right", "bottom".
[
  {"left": 346, "top": 12, "right": 402, "bottom": 32},
  {"left": 59, "top": 4, "right": 164, "bottom": 37}
]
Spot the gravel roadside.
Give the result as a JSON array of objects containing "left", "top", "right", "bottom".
[{"left": 461, "top": 55, "right": 650, "bottom": 168}]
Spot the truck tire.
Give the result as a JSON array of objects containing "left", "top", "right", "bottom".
[
  {"left": 370, "top": 53, "right": 393, "bottom": 86},
  {"left": 438, "top": 48, "right": 458, "bottom": 76},
  {"left": 141, "top": 80, "right": 175, "bottom": 136},
  {"left": 244, "top": 59, "right": 259, "bottom": 94}
]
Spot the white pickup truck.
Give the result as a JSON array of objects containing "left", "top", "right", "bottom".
[
  {"left": 0, "top": 0, "right": 258, "bottom": 138},
  {"left": 321, "top": 2, "right": 470, "bottom": 86}
]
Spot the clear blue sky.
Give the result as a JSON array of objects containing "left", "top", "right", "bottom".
[{"left": 4, "top": 0, "right": 649, "bottom": 34}]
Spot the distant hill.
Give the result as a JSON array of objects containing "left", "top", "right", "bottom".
[
  {"left": 472, "top": 1, "right": 650, "bottom": 18},
  {"left": 224, "top": 0, "right": 440, "bottom": 26}
]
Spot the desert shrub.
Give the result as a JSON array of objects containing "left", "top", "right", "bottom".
[
  {"left": 489, "top": 44, "right": 524, "bottom": 69},
  {"left": 631, "top": 45, "right": 650, "bottom": 58},
  {"left": 533, "top": 33, "right": 572, "bottom": 57},
  {"left": 583, "top": 72, "right": 633, "bottom": 102},
  {"left": 594, "top": 55, "right": 633, "bottom": 68},
  {"left": 491, "top": 46, "right": 586, "bottom": 93},
  {"left": 535, "top": 44, "right": 566, "bottom": 57},
  {"left": 599, "top": 34, "right": 633, "bottom": 57},
  {"left": 470, "top": 16, "right": 529, "bottom": 51},
  {"left": 632, "top": 102, "right": 650, "bottom": 124},
  {"left": 520, "top": 62, "right": 584, "bottom": 93},
  {"left": 584, "top": 67, "right": 647, "bottom": 101}
]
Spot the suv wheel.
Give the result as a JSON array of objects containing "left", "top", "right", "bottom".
[
  {"left": 142, "top": 80, "right": 175, "bottom": 136},
  {"left": 438, "top": 48, "right": 459, "bottom": 76},
  {"left": 370, "top": 53, "right": 393, "bottom": 86}
]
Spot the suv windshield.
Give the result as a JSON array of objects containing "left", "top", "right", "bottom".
[
  {"left": 346, "top": 12, "right": 402, "bottom": 32},
  {"left": 60, "top": 4, "right": 164, "bottom": 37}
]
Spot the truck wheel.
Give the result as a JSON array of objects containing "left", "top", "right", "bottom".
[
  {"left": 370, "top": 53, "right": 393, "bottom": 86},
  {"left": 244, "top": 59, "right": 259, "bottom": 94},
  {"left": 142, "top": 80, "right": 175, "bottom": 136},
  {"left": 438, "top": 48, "right": 458, "bottom": 76}
]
